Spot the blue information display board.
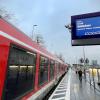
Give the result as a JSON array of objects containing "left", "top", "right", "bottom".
[
  {"left": 71, "top": 12, "right": 100, "bottom": 46},
  {"left": 76, "top": 17, "right": 100, "bottom": 37}
]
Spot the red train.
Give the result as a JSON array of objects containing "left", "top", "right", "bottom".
[{"left": 0, "top": 16, "right": 67, "bottom": 100}]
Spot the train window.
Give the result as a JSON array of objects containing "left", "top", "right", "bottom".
[
  {"left": 50, "top": 60, "right": 55, "bottom": 80},
  {"left": 58, "top": 63, "right": 61, "bottom": 74},
  {"left": 56, "top": 62, "right": 59, "bottom": 76},
  {"left": 55, "top": 62, "right": 58, "bottom": 76},
  {"left": 3, "top": 45, "right": 36, "bottom": 100},
  {"left": 39, "top": 56, "right": 49, "bottom": 86},
  {"left": 8, "top": 66, "right": 19, "bottom": 79}
]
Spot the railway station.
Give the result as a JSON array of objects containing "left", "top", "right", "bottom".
[
  {"left": 0, "top": 13, "right": 100, "bottom": 100},
  {"left": 0, "top": 0, "right": 100, "bottom": 100}
]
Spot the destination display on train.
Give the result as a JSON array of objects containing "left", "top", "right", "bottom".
[{"left": 76, "top": 16, "right": 100, "bottom": 37}]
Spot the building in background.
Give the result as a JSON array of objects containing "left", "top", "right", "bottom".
[{"left": 92, "top": 60, "right": 98, "bottom": 66}]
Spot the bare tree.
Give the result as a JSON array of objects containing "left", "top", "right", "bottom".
[
  {"left": 34, "top": 34, "right": 45, "bottom": 47},
  {"left": 0, "top": 7, "right": 14, "bottom": 20},
  {"left": 55, "top": 53, "right": 65, "bottom": 62}
]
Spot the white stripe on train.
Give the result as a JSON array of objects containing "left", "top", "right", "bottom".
[
  {"left": 28, "top": 79, "right": 55, "bottom": 100},
  {"left": 0, "top": 31, "right": 62, "bottom": 63}
]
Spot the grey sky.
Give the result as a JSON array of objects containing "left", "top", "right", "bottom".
[{"left": 1, "top": 0, "right": 100, "bottom": 64}]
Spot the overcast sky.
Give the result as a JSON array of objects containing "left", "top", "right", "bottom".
[{"left": 1, "top": 0, "right": 100, "bottom": 64}]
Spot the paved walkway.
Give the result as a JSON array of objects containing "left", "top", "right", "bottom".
[{"left": 70, "top": 69, "right": 100, "bottom": 100}]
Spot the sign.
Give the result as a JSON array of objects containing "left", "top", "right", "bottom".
[
  {"left": 80, "top": 58, "right": 84, "bottom": 63},
  {"left": 85, "top": 58, "right": 89, "bottom": 64},
  {"left": 71, "top": 12, "right": 100, "bottom": 46},
  {"left": 76, "top": 17, "right": 100, "bottom": 37}
]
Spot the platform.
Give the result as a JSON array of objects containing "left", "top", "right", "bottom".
[
  {"left": 48, "top": 69, "right": 100, "bottom": 100},
  {"left": 48, "top": 70, "right": 71, "bottom": 100},
  {"left": 70, "top": 70, "right": 100, "bottom": 100}
]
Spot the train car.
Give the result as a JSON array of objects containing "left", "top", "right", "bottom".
[{"left": 0, "top": 16, "right": 67, "bottom": 100}]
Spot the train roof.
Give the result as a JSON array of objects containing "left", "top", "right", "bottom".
[{"left": 0, "top": 17, "right": 64, "bottom": 63}]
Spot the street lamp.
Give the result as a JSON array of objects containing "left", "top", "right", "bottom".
[{"left": 32, "top": 25, "right": 38, "bottom": 40}]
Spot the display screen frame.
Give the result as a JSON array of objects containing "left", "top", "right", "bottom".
[{"left": 71, "top": 12, "right": 100, "bottom": 46}]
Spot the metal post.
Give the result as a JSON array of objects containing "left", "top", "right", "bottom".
[
  {"left": 83, "top": 46, "right": 86, "bottom": 80},
  {"left": 92, "top": 68, "right": 95, "bottom": 89},
  {"left": 97, "top": 68, "right": 100, "bottom": 85},
  {"left": 89, "top": 69, "right": 91, "bottom": 85}
]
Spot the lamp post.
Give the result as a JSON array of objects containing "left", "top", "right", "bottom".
[{"left": 32, "top": 25, "right": 37, "bottom": 40}]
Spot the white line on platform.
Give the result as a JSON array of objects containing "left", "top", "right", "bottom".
[
  {"left": 55, "top": 89, "right": 67, "bottom": 91},
  {"left": 65, "top": 70, "right": 71, "bottom": 100},
  {"left": 54, "top": 92, "right": 66, "bottom": 95},
  {"left": 51, "top": 97, "right": 65, "bottom": 100}
]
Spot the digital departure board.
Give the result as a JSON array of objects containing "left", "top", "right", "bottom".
[
  {"left": 71, "top": 12, "right": 100, "bottom": 46},
  {"left": 76, "top": 17, "right": 100, "bottom": 37}
]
